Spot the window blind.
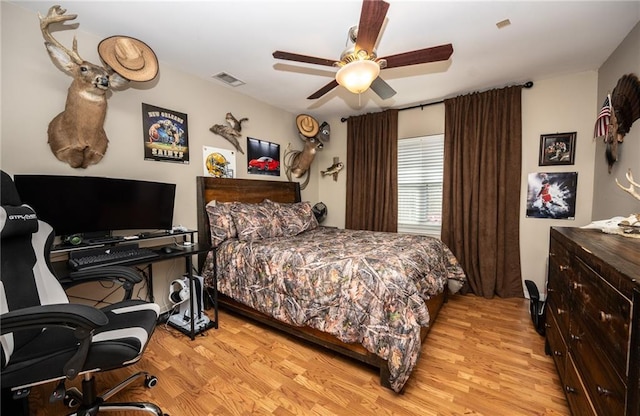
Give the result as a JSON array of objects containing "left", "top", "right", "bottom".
[{"left": 397, "top": 134, "right": 444, "bottom": 237}]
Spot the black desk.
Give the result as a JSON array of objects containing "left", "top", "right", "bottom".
[{"left": 51, "top": 231, "right": 217, "bottom": 340}]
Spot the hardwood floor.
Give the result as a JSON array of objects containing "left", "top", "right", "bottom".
[{"left": 28, "top": 295, "right": 569, "bottom": 415}]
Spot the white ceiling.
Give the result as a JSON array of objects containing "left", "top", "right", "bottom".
[{"left": 13, "top": 1, "right": 640, "bottom": 120}]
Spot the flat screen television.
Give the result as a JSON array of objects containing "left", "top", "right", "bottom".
[{"left": 14, "top": 175, "right": 176, "bottom": 237}]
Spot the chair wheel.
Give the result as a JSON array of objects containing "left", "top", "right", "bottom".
[
  {"left": 63, "top": 395, "right": 79, "bottom": 408},
  {"left": 144, "top": 375, "right": 158, "bottom": 388},
  {"left": 63, "top": 388, "right": 82, "bottom": 408}
]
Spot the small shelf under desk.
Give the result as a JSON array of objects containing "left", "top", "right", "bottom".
[{"left": 51, "top": 229, "right": 217, "bottom": 340}]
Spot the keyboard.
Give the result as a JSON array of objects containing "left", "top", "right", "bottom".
[{"left": 68, "top": 243, "right": 159, "bottom": 270}]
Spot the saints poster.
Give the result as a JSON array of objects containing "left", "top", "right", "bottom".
[{"left": 142, "top": 103, "right": 189, "bottom": 164}]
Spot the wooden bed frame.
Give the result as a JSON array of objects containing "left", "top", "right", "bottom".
[{"left": 195, "top": 176, "right": 446, "bottom": 390}]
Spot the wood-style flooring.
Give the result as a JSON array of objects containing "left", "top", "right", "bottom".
[{"left": 27, "top": 294, "right": 569, "bottom": 415}]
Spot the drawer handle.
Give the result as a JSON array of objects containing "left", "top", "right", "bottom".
[
  {"left": 553, "top": 350, "right": 563, "bottom": 357},
  {"left": 599, "top": 311, "right": 612, "bottom": 322},
  {"left": 596, "top": 386, "right": 613, "bottom": 396},
  {"left": 557, "top": 308, "right": 566, "bottom": 315},
  {"left": 571, "top": 281, "right": 581, "bottom": 290},
  {"left": 559, "top": 265, "right": 570, "bottom": 271},
  {"left": 565, "top": 386, "right": 577, "bottom": 394},
  {"left": 570, "top": 334, "right": 581, "bottom": 342},
  {"left": 545, "top": 323, "right": 551, "bottom": 328}
]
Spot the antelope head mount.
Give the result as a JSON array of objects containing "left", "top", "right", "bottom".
[{"left": 39, "top": 5, "right": 129, "bottom": 168}]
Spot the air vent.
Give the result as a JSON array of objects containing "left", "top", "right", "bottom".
[
  {"left": 496, "top": 19, "right": 511, "bottom": 29},
  {"left": 212, "top": 72, "right": 245, "bottom": 87}
]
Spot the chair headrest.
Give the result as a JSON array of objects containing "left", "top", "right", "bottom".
[
  {"left": 1, "top": 171, "right": 38, "bottom": 238},
  {"left": 1, "top": 170, "right": 22, "bottom": 206}
]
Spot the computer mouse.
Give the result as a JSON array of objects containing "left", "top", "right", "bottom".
[{"left": 162, "top": 246, "right": 173, "bottom": 254}]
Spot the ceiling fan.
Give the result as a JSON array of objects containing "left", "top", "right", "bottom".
[{"left": 273, "top": 0, "right": 454, "bottom": 100}]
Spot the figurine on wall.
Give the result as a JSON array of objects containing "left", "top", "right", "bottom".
[
  {"left": 40, "top": 5, "right": 158, "bottom": 168},
  {"left": 604, "top": 73, "right": 640, "bottom": 172},
  {"left": 321, "top": 157, "right": 344, "bottom": 181},
  {"left": 284, "top": 114, "right": 329, "bottom": 190},
  {"left": 209, "top": 112, "right": 248, "bottom": 155}
]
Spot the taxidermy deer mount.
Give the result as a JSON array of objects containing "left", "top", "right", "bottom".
[
  {"left": 284, "top": 115, "right": 330, "bottom": 190},
  {"left": 605, "top": 73, "right": 640, "bottom": 173},
  {"left": 40, "top": 6, "right": 127, "bottom": 168},
  {"left": 39, "top": 5, "right": 157, "bottom": 168}
]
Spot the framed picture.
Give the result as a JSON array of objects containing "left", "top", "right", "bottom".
[
  {"left": 142, "top": 103, "right": 189, "bottom": 164},
  {"left": 538, "top": 132, "right": 576, "bottom": 166},
  {"left": 246, "top": 137, "right": 280, "bottom": 176},
  {"left": 525, "top": 172, "right": 578, "bottom": 219},
  {"left": 202, "top": 146, "right": 236, "bottom": 178}
]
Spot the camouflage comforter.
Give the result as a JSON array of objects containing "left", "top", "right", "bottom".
[{"left": 201, "top": 226, "right": 466, "bottom": 392}]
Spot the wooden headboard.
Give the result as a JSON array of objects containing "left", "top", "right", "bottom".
[{"left": 195, "top": 177, "right": 301, "bottom": 270}]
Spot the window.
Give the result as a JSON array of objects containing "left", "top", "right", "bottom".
[{"left": 397, "top": 134, "right": 444, "bottom": 237}]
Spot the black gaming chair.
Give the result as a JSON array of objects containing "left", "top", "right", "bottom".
[{"left": 0, "top": 171, "right": 166, "bottom": 415}]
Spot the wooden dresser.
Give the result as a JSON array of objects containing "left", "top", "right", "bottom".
[{"left": 546, "top": 227, "right": 640, "bottom": 416}]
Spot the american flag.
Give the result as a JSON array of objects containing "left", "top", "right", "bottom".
[{"left": 593, "top": 94, "right": 611, "bottom": 139}]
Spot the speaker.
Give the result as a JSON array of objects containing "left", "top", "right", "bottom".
[{"left": 64, "top": 234, "right": 83, "bottom": 246}]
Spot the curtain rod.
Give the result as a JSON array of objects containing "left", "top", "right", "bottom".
[{"left": 340, "top": 81, "right": 534, "bottom": 123}]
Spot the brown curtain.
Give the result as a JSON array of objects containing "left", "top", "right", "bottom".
[
  {"left": 345, "top": 109, "right": 398, "bottom": 232},
  {"left": 442, "top": 86, "right": 524, "bottom": 298}
]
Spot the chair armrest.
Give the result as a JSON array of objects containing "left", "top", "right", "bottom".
[
  {"left": 1, "top": 304, "right": 108, "bottom": 379},
  {"left": 1, "top": 303, "right": 108, "bottom": 335},
  {"left": 68, "top": 266, "right": 143, "bottom": 300}
]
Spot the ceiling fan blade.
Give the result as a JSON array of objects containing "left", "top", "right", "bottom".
[
  {"left": 382, "top": 44, "right": 454, "bottom": 69},
  {"left": 370, "top": 76, "right": 396, "bottom": 100},
  {"left": 307, "top": 79, "right": 339, "bottom": 100},
  {"left": 354, "top": 0, "right": 389, "bottom": 55},
  {"left": 273, "top": 51, "right": 336, "bottom": 67}
]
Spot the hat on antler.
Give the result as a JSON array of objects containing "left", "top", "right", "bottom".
[
  {"left": 296, "top": 114, "right": 319, "bottom": 138},
  {"left": 98, "top": 36, "right": 158, "bottom": 82}
]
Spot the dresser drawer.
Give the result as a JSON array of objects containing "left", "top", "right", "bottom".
[
  {"left": 570, "top": 317, "right": 626, "bottom": 416},
  {"left": 549, "top": 236, "right": 571, "bottom": 269},
  {"left": 547, "top": 291, "right": 570, "bottom": 338},
  {"left": 564, "top": 355, "right": 596, "bottom": 416},
  {"left": 573, "top": 257, "right": 631, "bottom": 376},
  {"left": 545, "top": 311, "right": 567, "bottom": 379}
]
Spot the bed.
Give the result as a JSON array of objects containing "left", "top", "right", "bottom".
[{"left": 196, "top": 177, "right": 466, "bottom": 392}]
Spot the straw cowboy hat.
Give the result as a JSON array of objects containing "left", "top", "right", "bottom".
[
  {"left": 98, "top": 36, "right": 158, "bottom": 82},
  {"left": 296, "top": 114, "right": 319, "bottom": 138}
]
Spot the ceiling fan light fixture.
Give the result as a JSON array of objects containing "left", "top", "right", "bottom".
[{"left": 335, "top": 59, "right": 380, "bottom": 94}]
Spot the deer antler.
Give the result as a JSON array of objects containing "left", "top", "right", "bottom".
[
  {"left": 39, "top": 5, "right": 83, "bottom": 64},
  {"left": 615, "top": 169, "right": 640, "bottom": 201}
]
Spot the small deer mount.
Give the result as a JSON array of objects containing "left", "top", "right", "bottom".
[
  {"left": 283, "top": 115, "right": 330, "bottom": 190},
  {"left": 39, "top": 5, "right": 158, "bottom": 168}
]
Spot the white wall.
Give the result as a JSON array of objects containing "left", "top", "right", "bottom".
[
  {"left": 3, "top": 1, "right": 637, "bottom": 308},
  {"left": 592, "top": 21, "right": 640, "bottom": 219},
  {"left": 0, "top": 2, "right": 322, "bottom": 312},
  {"left": 520, "top": 72, "right": 598, "bottom": 298}
]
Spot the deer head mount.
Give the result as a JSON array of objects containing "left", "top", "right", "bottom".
[
  {"left": 39, "top": 5, "right": 158, "bottom": 168},
  {"left": 284, "top": 115, "right": 330, "bottom": 190}
]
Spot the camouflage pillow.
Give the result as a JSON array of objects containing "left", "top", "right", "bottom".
[
  {"left": 230, "top": 201, "right": 284, "bottom": 242},
  {"left": 205, "top": 201, "right": 238, "bottom": 248},
  {"left": 266, "top": 200, "right": 318, "bottom": 237}
]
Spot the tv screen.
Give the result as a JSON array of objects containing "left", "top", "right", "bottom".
[{"left": 14, "top": 175, "right": 176, "bottom": 237}]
